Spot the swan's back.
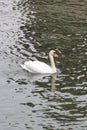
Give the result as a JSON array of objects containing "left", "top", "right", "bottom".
[{"left": 21, "top": 60, "right": 52, "bottom": 73}]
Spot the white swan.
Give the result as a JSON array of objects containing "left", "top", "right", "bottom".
[{"left": 21, "top": 50, "right": 58, "bottom": 74}]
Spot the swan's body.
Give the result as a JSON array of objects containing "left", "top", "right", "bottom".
[{"left": 21, "top": 50, "right": 58, "bottom": 74}]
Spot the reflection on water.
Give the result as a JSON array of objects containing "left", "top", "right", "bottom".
[
  {"left": 51, "top": 74, "right": 57, "bottom": 92},
  {"left": 0, "top": 0, "right": 87, "bottom": 130}
]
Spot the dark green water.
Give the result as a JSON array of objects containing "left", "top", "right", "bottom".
[{"left": 0, "top": 0, "right": 87, "bottom": 130}]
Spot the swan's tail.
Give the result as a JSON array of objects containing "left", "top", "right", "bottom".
[
  {"left": 20, "top": 64, "right": 28, "bottom": 71},
  {"left": 20, "top": 64, "right": 33, "bottom": 72}
]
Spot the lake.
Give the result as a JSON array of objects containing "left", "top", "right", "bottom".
[{"left": 0, "top": 0, "right": 87, "bottom": 130}]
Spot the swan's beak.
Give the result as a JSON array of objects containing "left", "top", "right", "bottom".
[{"left": 53, "top": 52, "right": 58, "bottom": 57}]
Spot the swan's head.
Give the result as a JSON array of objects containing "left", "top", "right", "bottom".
[{"left": 49, "top": 50, "right": 58, "bottom": 57}]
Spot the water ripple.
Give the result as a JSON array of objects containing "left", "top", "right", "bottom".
[{"left": 0, "top": 0, "right": 87, "bottom": 130}]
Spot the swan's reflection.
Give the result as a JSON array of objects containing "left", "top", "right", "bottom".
[
  {"left": 27, "top": 72, "right": 57, "bottom": 92},
  {"left": 51, "top": 73, "right": 57, "bottom": 92}
]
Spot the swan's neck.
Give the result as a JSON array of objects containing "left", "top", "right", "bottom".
[{"left": 49, "top": 55, "right": 56, "bottom": 73}]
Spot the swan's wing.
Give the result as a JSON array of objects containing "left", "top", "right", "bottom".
[{"left": 21, "top": 60, "right": 52, "bottom": 73}]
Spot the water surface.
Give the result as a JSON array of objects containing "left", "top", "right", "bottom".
[{"left": 0, "top": 0, "right": 87, "bottom": 130}]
